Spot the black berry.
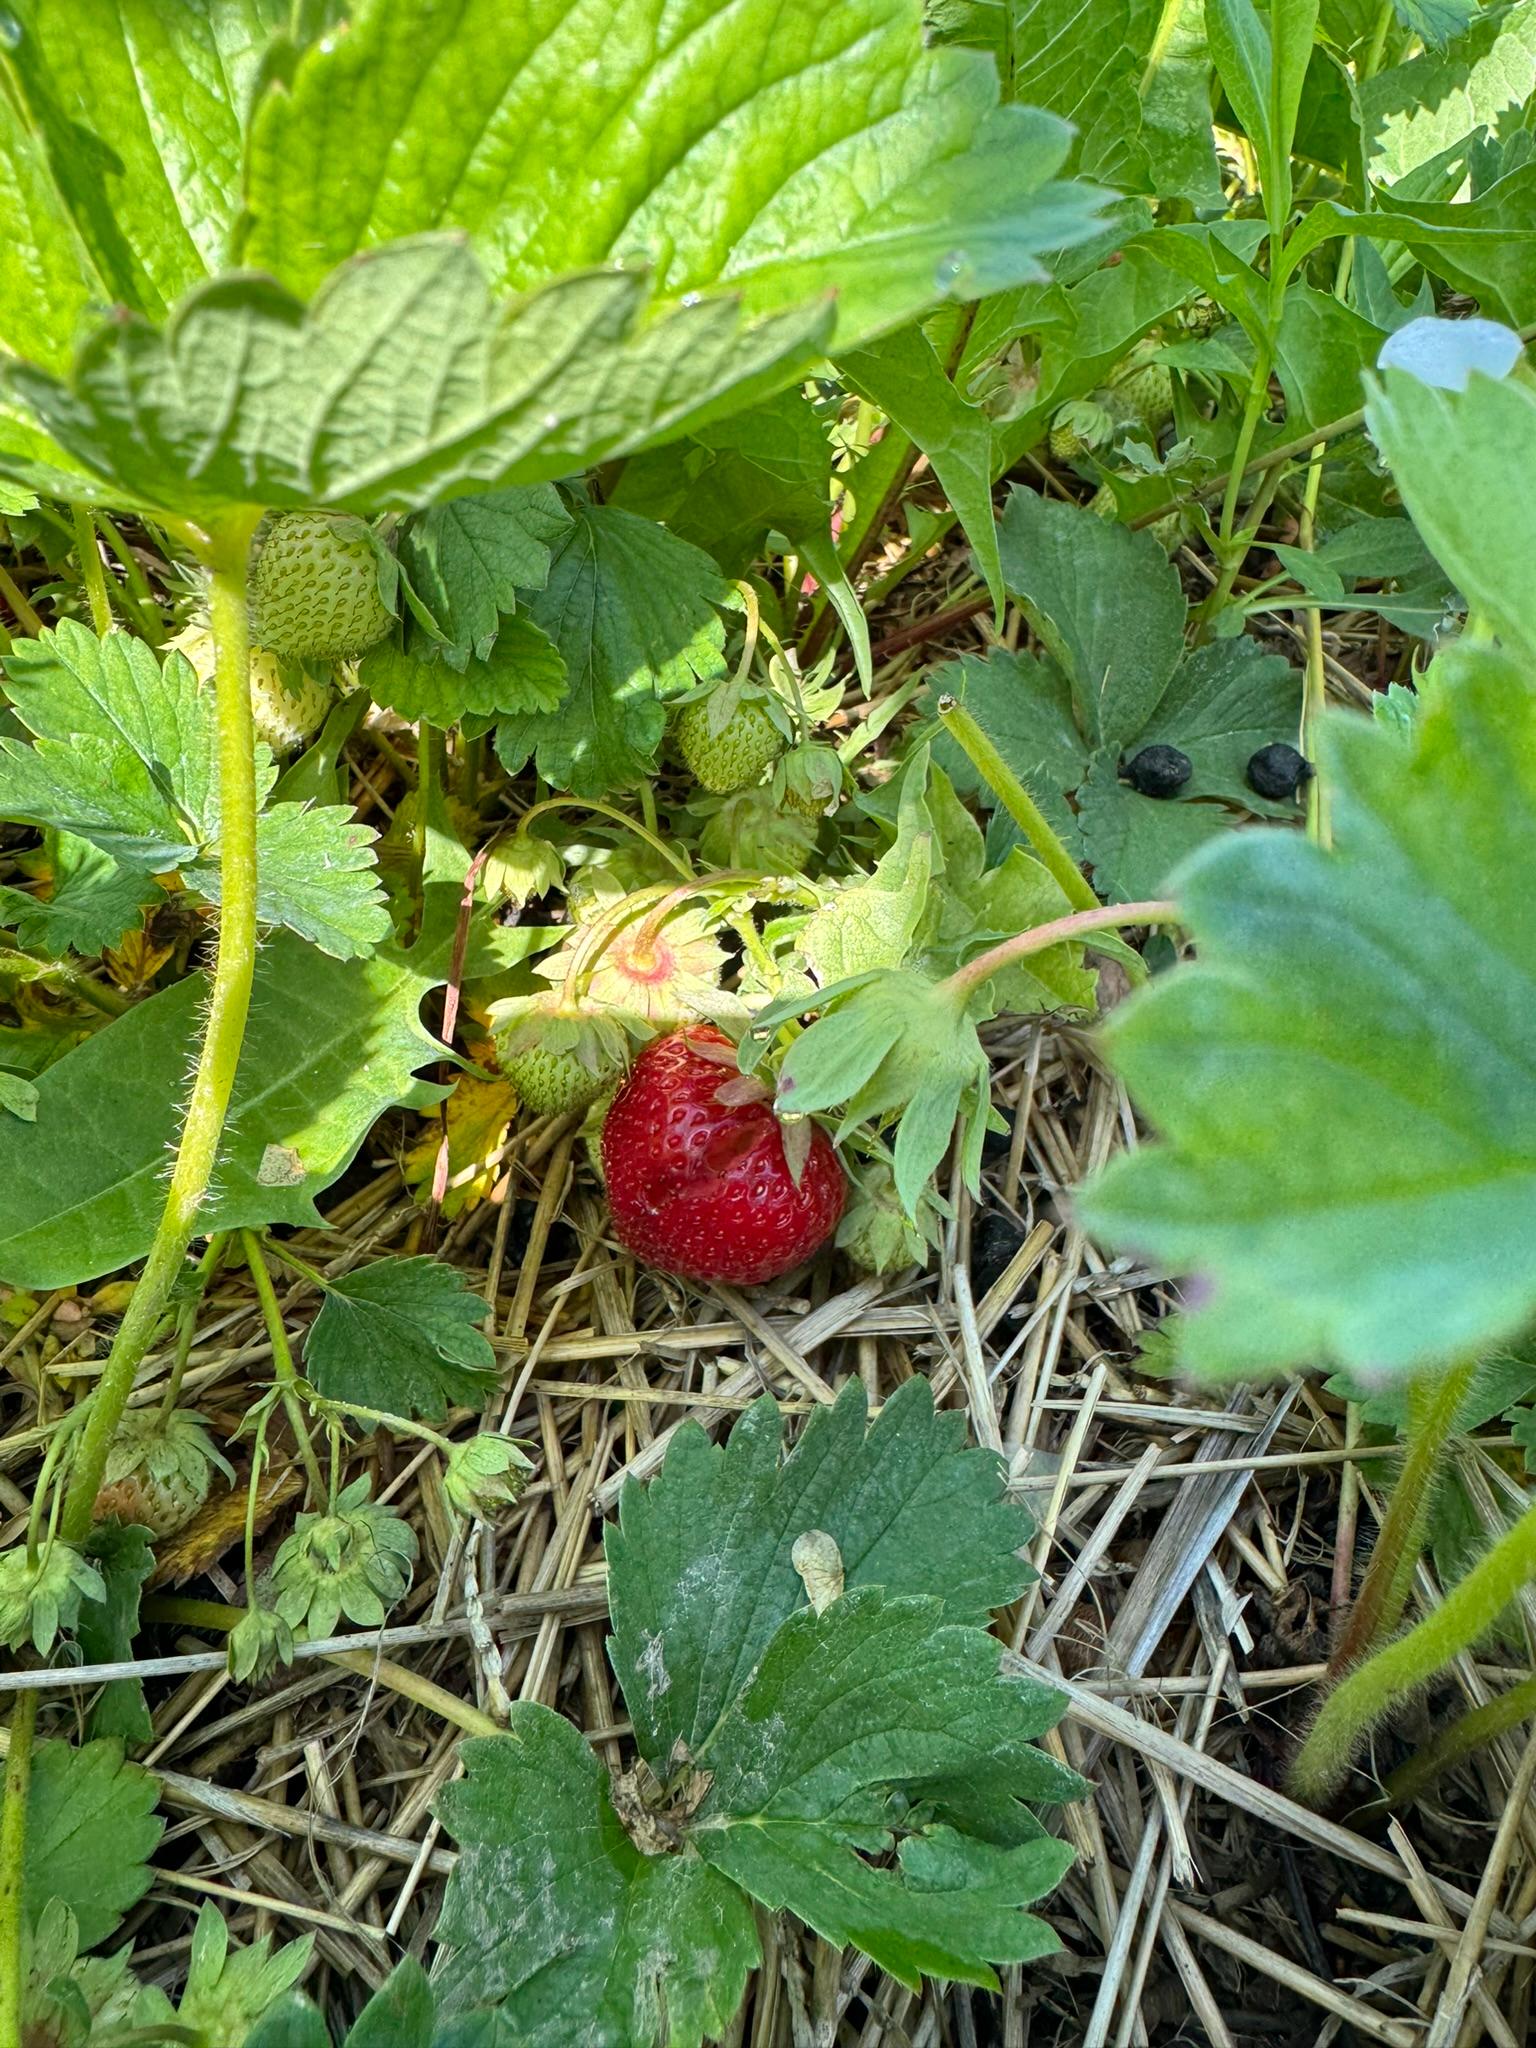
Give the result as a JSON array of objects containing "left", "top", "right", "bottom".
[
  {"left": 1246, "top": 742, "right": 1312, "bottom": 801},
  {"left": 1123, "top": 744, "right": 1192, "bottom": 800}
]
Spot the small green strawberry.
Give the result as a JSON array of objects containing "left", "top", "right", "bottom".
[
  {"left": 489, "top": 991, "right": 630, "bottom": 1116},
  {"left": 1105, "top": 360, "right": 1174, "bottom": 433},
  {"left": 93, "top": 1407, "right": 234, "bottom": 1538},
  {"left": 249, "top": 511, "right": 395, "bottom": 663},
  {"left": 1048, "top": 399, "right": 1111, "bottom": 465},
  {"left": 774, "top": 742, "right": 844, "bottom": 821},
  {"left": 675, "top": 693, "right": 785, "bottom": 792},
  {"left": 169, "top": 625, "right": 333, "bottom": 757}
]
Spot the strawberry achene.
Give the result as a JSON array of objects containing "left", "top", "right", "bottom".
[{"left": 602, "top": 1026, "right": 844, "bottom": 1285}]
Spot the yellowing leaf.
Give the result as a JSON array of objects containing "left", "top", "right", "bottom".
[{"left": 403, "top": 1077, "right": 518, "bottom": 1218}]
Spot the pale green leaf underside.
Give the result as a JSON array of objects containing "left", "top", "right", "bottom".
[
  {"left": 434, "top": 1713, "right": 758, "bottom": 2048},
  {"left": 1079, "top": 647, "right": 1536, "bottom": 1380},
  {"left": 1, "top": 240, "right": 832, "bottom": 517},
  {"left": 607, "top": 1378, "right": 1033, "bottom": 1773},
  {"left": 241, "top": 0, "right": 1097, "bottom": 351},
  {"left": 1366, "top": 368, "right": 1536, "bottom": 672}
]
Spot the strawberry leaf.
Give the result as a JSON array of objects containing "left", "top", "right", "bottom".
[
  {"left": 0, "top": 833, "right": 156, "bottom": 957},
  {"left": 0, "top": 908, "right": 552, "bottom": 1289},
  {"left": 690, "top": 1589, "right": 1077, "bottom": 1988},
  {"left": 78, "top": 1522, "right": 156, "bottom": 1745},
  {"left": 397, "top": 485, "right": 572, "bottom": 663},
  {"left": 25, "top": 1738, "right": 162, "bottom": 1949},
  {"left": 497, "top": 504, "right": 730, "bottom": 796},
  {"left": 607, "top": 1377, "right": 1035, "bottom": 1769},
  {"left": 188, "top": 804, "right": 392, "bottom": 963},
  {"left": 1079, "top": 644, "right": 1536, "bottom": 1382},
  {"left": 0, "top": 736, "right": 194, "bottom": 868},
  {"left": 361, "top": 618, "right": 568, "bottom": 729},
  {"left": 242, "top": 0, "right": 1104, "bottom": 346},
  {"left": 3, "top": 241, "right": 830, "bottom": 516},
  {"left": 433, "top": 1710, "right": 759, "bottom": 2048},
  {"left": 304, "top": 1256, "right": 498, "bottom": 1422}
]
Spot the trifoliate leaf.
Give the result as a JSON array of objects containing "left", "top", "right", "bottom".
[
  {"left": 398, "top": 486, "right": 572, "bottom": 661},
  {"left": 433, "top": 1710, "right": 759, "bottom": 2048},
  {"left": 78, "top": 1522, "right": 156, "bottom": 1746},
  {"left": 25, "top": 1739, "right": 162, "bottom": 1949},
  {"left": 1, "top": 623, "right": 216, "bottom": 824},
  {"left": 186, "top": 803, "right": 391, "bottom": 963},
  {"left": 1079, "top": 644, "right": 1536, "bottom": 1382},
  {"left": 304, "top": 1256, "right": 499, "bottom": 1422},
  {"left": 0, "top": 832, "right": 156, "bottom": 957},
  {"left": 607, "top": 1377, "right": 1034, "bottom": 1770},
  {"left": 690, "top": 1589, "right": 1078, "bottom": 1988},
  {"left": 361, "top": 618, "right": 568, "bottom": 728},
  {"left": 497, "top": 505, "right": 730, "bottom": 795}
]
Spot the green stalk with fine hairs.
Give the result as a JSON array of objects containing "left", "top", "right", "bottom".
[{"left": 59, "top": 509, "right": 263, "bottom": 1544}]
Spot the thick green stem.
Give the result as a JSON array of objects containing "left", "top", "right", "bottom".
[
  {"left": 1291, "top": 1491, "right": 1536, "bottom": 1808},
  {"left": 1330, "top": 1357, "right": 1478, "bottom": 1677},
  {"left": 0, "top": 1690, "right": 37, "bottom": 2048},
  {"left": 943, "top": 900, "right": 1180, "bottom": 1004},
  {"left": 240, "top": 1233, "right": 326, "bottom": 1505},
  {"left": 937, "top": 698, "right": 1097, "bottom": 913},
  {"left": 60, "top": 511, "right": 262, "bottom": 1545},
  {"left": 72, "top": 503, "right": 114, "bottom": 637}
]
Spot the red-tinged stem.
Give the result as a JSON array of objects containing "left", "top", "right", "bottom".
[{"left": 942, "top": 900, "right": 1181, "bottom": 1002}]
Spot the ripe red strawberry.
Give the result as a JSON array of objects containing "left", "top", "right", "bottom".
[{"left": 602, "top": 1026, "right": 844, "bottom": 1285}]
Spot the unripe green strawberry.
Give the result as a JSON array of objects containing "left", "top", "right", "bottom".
[
  {"left": 489, "top": 991, "right": 629, "bottom": 1116},
  {"left": 675, "top": 696, "right": 783, "bottom": 792},
  {"left": 93, "top": 1408, "right": 233, "bottom": 1539},
  {"left": 249, "top": 511, "right": 394, "bottom": 662},
  {"left": 168, "top": 625, "right": 333, "bottom": 756},
  {"left": 1105, "top": 361, "right": 1174, "bottom": 432},
  {"left": 1048, "top": 399, "right": 1111, "bottom": 465}
]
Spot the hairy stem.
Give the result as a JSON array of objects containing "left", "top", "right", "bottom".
[
  {"left": 72, "top": 502, "right": 114, "bottom": 636},
  {"left": 0, "top": 1690, "right": 37, "bottom": 2048},
  {"left": 60, "top": 511, "right": 262, "bottom": 1545},
  {"left": 1330, "top": 1357, "right": 1478, "bottom": 1677},
  {"left": 1291, "top": 1492, "right": 1536, "bottom": 1807},
  {"left": 943, "top": 900, "right": 1179, "bottom": 1004},
  {"left": 240, "top": 1233, "right": 326, "bottom": 1505},
  {"left": 937, "top": 698, "right": 1097, "bottom": 913}
]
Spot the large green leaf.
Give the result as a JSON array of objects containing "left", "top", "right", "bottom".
[
  {"left": 4, "top": 0, "right": 285, "bottom": 326},
  {"left": 1079, "top": 645, "right": 1536, "bottom": 1381},
  {"left": 0, "top": 83, "right": 100, "bottom": 371},
  {"left": 240, "top": 0, "right": 1103, "bottom": 349},
  {"left": 1366, "top": 362, "right": 1536, "bottom": 668},
  {"left": 496, "top": 503, "right": 730, "bottom": 795},
  {"left": 607, "top": 1377, "right": 1033, "bottom": 1772},
  {"left": 1, "top": 240, "right": 831, "bottom": 517},
  {"left": 433, "top": 1712, "right": 758, "bottom": 2048},
  {"left": 0, "top": 920, "right": 473, "bottom": 1289}
]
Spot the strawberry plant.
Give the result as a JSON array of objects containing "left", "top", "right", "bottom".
[{"left": 0, "top": 0, "right": 1532, "bottom": 2035}]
